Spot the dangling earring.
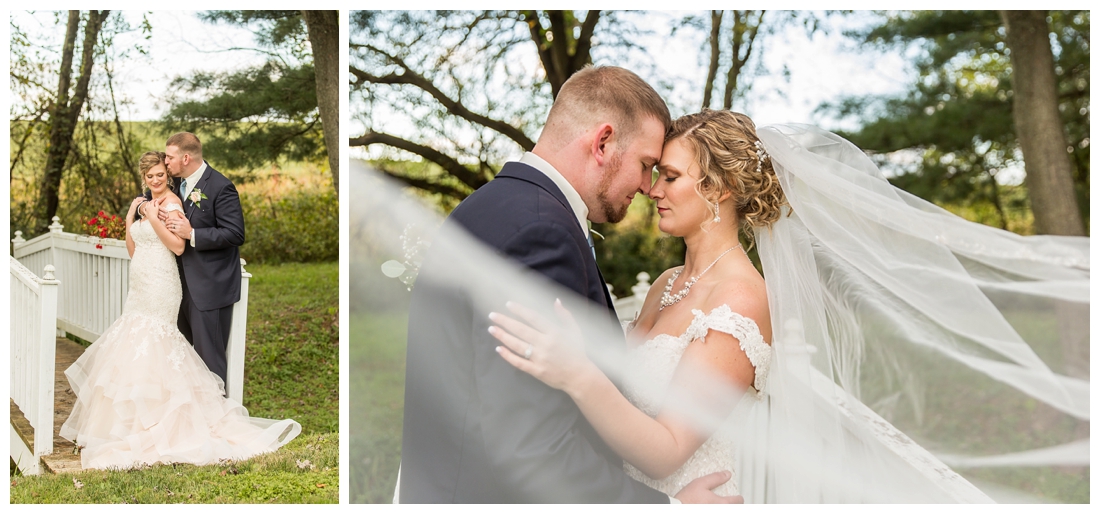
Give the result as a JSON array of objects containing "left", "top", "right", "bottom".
[{"left": 713, "top": 202, "right": 721, "bottom": 223}]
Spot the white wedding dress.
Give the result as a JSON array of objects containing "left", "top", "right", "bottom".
[
  {"left": 621, "top": 304, "right": 771, "bottom": 497},
  {"left": 60, "top": 204, "right": 301, "bottom": 470}
]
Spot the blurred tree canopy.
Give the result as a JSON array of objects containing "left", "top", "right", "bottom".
[
  {"left": 823, "top": 10, "right": 1088, "bottom": 234},
  {"left": 162, "top": 10, "right": 339, "bottom": 194}
]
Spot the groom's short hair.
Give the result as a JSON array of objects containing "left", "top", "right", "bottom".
[
  {"left": 166, "top": 132, "right": 203, "bottom": 158},
  {"left": 544, "top": 66, "right": 671, "bottom": 143}
]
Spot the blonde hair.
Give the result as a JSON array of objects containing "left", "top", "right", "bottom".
[
  {"left": 138, "top": 151, "right": 169, "bottom": 192},
  {"left": 545, "top": 65, "right": 671, "bottom": 144},
  {"left": 666, "top": 109, "right": 787, "bottom": 241}
]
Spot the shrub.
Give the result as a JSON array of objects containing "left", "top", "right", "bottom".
[{"left": 240, "top": 190, "right": 338, "bottom": 264}]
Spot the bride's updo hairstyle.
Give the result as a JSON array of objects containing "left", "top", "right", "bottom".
[
  {"left": 139, "top": 151, "right": 169, "bottom": 192},
  {"left": 665, "top": 109, "right": 786, "bottom": 237}
]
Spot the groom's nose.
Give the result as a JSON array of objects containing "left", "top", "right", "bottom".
[{"left": 637, "top": 170, "right": 652, "bottom": 195}]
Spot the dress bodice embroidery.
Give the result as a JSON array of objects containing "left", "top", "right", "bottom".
[{"left": 621, "top": 304, "right": 772, "bottom": 497}]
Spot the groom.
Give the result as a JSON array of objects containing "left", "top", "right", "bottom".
[
  {"left": 155, "top": 132, "right": 246, "bottom": 395},
  {"left": 400, "top": 66, "right": 738, "bottom": 503}
]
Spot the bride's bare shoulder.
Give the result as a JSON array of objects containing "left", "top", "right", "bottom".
[{"left": 702, "top": 271, "right": 772, "bottom": 343}]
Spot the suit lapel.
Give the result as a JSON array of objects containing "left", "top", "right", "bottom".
[{"left": 497, "top": 163, "right": 616, "bottom": 312}]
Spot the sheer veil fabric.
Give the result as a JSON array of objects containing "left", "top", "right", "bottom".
[
  {"left": 745, "top": 124, "right": 1088, "bottom": 502},
  {"left": 353, "top": 123, "right": 1088, "bottom": 502}
]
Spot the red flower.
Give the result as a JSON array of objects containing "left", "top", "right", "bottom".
[
  {"left": 88, "top": 217, "right": 98, "bottom": 225},
  {"left": 95, "top": 244, "right": 103, "bottom": 250},
  {"left": 99, "top": 228, "right": 107, "bottom": 238},
  {"left": 98, "top": 211, "right": 105, "bottom": 217}
]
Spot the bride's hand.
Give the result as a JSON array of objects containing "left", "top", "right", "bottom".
[{"left": 489, "top": 299, "right": 599, "bottom": 396}]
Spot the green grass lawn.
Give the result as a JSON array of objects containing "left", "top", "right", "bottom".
[
  {"left": 348, "top": 310, "right": 407, "bottom": 504},
  {"left": 10, "top": 261, "right": 339, "bottom": 503}
]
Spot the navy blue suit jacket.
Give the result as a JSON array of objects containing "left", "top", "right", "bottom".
[
  {"left": 173, "top": 163, "right": 245, "bottom": 311},
  {"left": 399, "top": 162, "right": 668, "bottom": 503}
]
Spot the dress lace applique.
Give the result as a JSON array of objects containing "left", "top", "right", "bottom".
[
  {"left": 683, "top": 305, "right": 771, "bottom": 399},
  {"left": 620, "top": 304, "right": 772, "bottom": 497}
]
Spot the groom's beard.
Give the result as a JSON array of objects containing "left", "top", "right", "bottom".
[{"left": 596, "top": 152, "right": 630, "bottom": 224}]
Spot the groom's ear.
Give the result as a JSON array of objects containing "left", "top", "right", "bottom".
[{"left": 591, "top": 123, "right": 615, "bottom": 164}]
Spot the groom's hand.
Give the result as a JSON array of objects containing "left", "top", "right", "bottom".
[
  {"left": 167, "top": 217, "right": 193, "bottom": 240},
  {"left": 673, "top": 471, "right": 744, "bottom": 504},
  {"left": 155, "top": 197, "right": 171, "bottom": 222}
]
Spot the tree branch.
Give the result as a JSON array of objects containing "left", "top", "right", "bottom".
[
  {"left": 375, "top": 166, "right": 470, "bottom": 201},
  {"left": 350, "top": 58, "right": 535, "bottom": 150},
  {"left": 350, "top": 130, "right": 489, "bottom": 190},
  {"left": 570, "top": 10, "right": 601, "bottom": 72}
]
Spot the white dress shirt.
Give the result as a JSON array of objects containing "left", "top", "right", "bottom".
[
  {"left": 518, "top": 152, "right": 589, "bottom": 236},
  {"left": 180, "top": 161, "right": 208, "bottom": 247}
]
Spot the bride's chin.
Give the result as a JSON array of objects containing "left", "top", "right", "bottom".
[{"left": 657, "top": 223, "right": 684, "bottom": 238}]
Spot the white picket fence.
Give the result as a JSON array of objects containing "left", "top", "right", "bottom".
[
  {"left": 9, "top": 258, "right": 60, "bottom": 475},
  {"left": 9, "top": 216, "right": 253, "bottom": 457},
  {"left": 611, "top": 275, "right": 992, "bottom": 503}
]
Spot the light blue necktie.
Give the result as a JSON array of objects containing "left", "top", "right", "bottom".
[
  {"left": 181, "top": 178, "right": 188, "bottom": 201},
  {"left": 587, "top": 232, "right": 597, "bottom": 259}
]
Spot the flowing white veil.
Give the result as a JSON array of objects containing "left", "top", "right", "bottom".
[
  {"left": 352, "top": 122, "right": 1088, "bottom": 502},
  {"left": 742, "top": 124, "right": 1089, "bottom": 502}
]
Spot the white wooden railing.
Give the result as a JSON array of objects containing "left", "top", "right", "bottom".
[
  {"left": 612, "top": 275, "right": 993, "bottom": 503},
  {"left": 9, "top": 258, "right": 60, "bottom": 475},
  {"left": 11, "top": 216, "right": 252, "bottom": 404}
]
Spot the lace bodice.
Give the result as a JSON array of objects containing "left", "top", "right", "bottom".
[
  {"left": 125, "top": 203, "right": 184, "bottom": 324},
  {"left": 621, "top": 305, "right": 772, "bottom": 497}
]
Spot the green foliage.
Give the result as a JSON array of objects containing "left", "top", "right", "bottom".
[
  {"left": 162, "top": 62, "right": 325, "bottom": 171},
  {"left": 823, "top": 10, "right": 1089, "bottom": 233},
  {"left": 593, "top": 221, "right": 685, "bottom": 302},
  {"left": 349, "top": 311, "right": 407, "bottom": 504},
  {"left": 160, "top": 11, "right": 330, "bottom": 181},
  {"left": 240, "top": 190, "right": 339, "bottom": 264},
  {"left": 9, "top": 433, "right": 338, "bottom": 503},
  {"left": 9, "top": 120, "right": 161, "bottom": 239},
  {"left": 244, "top": 262, "right": 339, "bottom": 434}
]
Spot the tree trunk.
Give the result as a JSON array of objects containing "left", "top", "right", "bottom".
[
  {"left": 302, "top": 10, "right": 341, "bottom": 197},
  {"left": 723, "top": 11, "right": 764, "bottom": 110},
  {"left": 39, "top": 10, "right": 107, "bottom": 233},
  {"left": 524, "top": 10, "right": 600, "bottom": 98},
  {"left": 702, "top": 11, "right": 723, "bottom": 109},
  {"left": 1000, "top": 10, "right": 1085, "bottom": 236}
]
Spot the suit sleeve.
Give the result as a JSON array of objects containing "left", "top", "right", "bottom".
[
  {"left": 471, "top": 220, "right": 669, "bottom": 503},
  {"left": 194, "top": 179, "right": 245, "bottom": 251}
]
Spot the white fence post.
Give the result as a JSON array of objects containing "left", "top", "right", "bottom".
[
  {"left": 9, "top": 258, "right": 59, "bottom": 475},
  {"left": 35, "top": 265, "right": 59, "bottom": 459},
  {"left": 226, "top": 259, "right": 252, "bottom": 404}
]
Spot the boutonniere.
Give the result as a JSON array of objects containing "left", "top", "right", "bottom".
[{"left": 189, "top": 188, "right": 209, "bottom": 208}]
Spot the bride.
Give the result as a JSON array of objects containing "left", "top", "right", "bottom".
[
  {"left": 489, "top": 110, "right": 1089, "bottom": 501},
  {"left": 60, "top": 151, "right": 301, "bottom": 470}
]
